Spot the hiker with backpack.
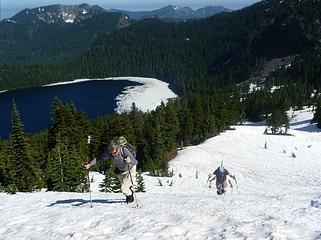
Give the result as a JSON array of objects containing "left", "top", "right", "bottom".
[
  {"left": 208, "top": 165, "right": 237, "bottom": 195},
  {"left": 84, "top": 137, "right": 138, "bottom": 204}
]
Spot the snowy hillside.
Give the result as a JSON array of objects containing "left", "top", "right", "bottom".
[{"left": 0, "top": 108, "right": 321, "bottom": 239}]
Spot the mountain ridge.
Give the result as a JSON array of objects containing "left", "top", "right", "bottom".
[
  {"left": 107, "top": 5, "right": 232, "bottom": 20},
  {"left": 0, "top": 4, "right": 130, "bottom": 65},
  {"left": 4, "top": 4, "right": 232, "bottom": 24},
  {"left": 1, "top": 0, "right": 321, "bottom": 93},
  {"left": 0, "top": 3, "right": 231, "bottom": 65},
  {"left": 9, "top": 3, "right": 107, "bottom": 25}
]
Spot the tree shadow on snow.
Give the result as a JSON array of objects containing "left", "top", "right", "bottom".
[
  {"left": 290, "top": 120, "right": 321, "bottom": 132},
  {"left": 241, "top": 120, "right": 266, "bottom": 126},
  {"left": 48, "top": 198, "right": 125, "bottom": 207}
]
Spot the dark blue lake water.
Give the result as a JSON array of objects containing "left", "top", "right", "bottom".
[{"left": 0, "top": 80, "right": 141, "bottom": 139}]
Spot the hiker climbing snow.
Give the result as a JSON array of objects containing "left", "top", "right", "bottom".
[
  {"left": 208, "top": 165, "right": 237, "bottom": 195},
  {"left": 84, "top": 137, "right": 138, "bottom": 204}
]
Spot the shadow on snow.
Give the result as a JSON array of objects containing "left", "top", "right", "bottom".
[
  {"left": 48, "top": 198, "right": 125, "bottom": 207},
  {"left": 290, "top": 120, "right": 321, "bottom": 132},
  {"left": 243, "top": 119, "right": 321, "bottom": 133}
]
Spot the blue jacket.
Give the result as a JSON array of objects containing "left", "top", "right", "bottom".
[{"left": 213, "top": 167, "right": 230, "bottom": 183}]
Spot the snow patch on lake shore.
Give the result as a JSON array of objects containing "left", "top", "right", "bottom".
[{"left": 43, "top": 77, "right": 177, "bottom": 113}]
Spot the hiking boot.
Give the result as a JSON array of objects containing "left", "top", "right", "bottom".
[{"left": 126, "top": 194, "right": 134, "bottom": 204}]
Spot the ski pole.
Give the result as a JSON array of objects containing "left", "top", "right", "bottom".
[
  {"left": 234, "top": 174, "right": 239, "bottom": 188},
  {"left": 127, "top": 164, "right": 139, "bottom": 207},
  {"left": 229, "top": 179, "right": 234, "bottom": 195},
  {"left": 86, "top": 136, "right": 93, "bottom": 207},
  {"left": 232, "top": 174, "right": 240, "bottom": 195},
  {"left": 87, "top": 171, "right": 93, "bottom": 208},
  {"left": 203, "top": 176, "right": 211, "bottom": 193}
]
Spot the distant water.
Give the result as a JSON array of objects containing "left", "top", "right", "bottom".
[{"left": 0, "top": 80, "right": 141, "bottom": 139}]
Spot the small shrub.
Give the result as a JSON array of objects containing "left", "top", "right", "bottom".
[{"left": 157, "top": 179, "right": 163, "bottom": 186}]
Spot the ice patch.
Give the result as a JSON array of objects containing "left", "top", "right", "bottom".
[
  {"left": 42, "top": 77, "right": 177, "bottom": 113},
  {"left": 4, "top": 19, "right": 16, "bottom": 24},
  {"left": 65, "top": 19, "right": 74, "bottom": 23},
  {"left": 113, "top": 77, "right": 177, "bottom": 113},
  {"left": 249, "top": 83, "right": 261, "bottom": 93},
  {"left": 62, "top": 12, "right": 75, "bottom": 23},
  {"left": 270, "top": 85, "right": 282, "bottom": 93}
]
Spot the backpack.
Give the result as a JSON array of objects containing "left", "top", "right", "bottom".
[
  {"left": 214, "top": 167, "right": 229, "bottom": 183},
  {"left": 118, "top": 136, "right": 136, "bottom": 158}
]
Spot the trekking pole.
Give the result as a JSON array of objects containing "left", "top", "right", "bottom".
[
  {"left": 86, "top": 136, "right": 93, "bottom": 208},
  {"left": 233, "top": 175, "right": 240, "bottom": 195},
  {"left": 227, "top": 179, "right": 234, "bottom": 195},
  {"left": 202, "top": 176, "right": 210, "bottom": 193},
  {"left": 127, "top": 164, "right": 139, "bottom": 207},
  {"left": 234, "top": 175, "right": 239, "bottom": 188},
  {"left": 87, "top": 171, "right": 93, "bottom": 208}
]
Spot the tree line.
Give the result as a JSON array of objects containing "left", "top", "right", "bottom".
[{"left": 1, "top": 74, "right": 320, "bottom": 193}]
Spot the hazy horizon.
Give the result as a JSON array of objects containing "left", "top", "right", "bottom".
[{"left": 0, "top": 0, "right": 259, "bottom": 20}]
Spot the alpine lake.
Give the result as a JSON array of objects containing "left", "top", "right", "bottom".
[{"left": 0, "top": 80, "right": 142, "bottom": 139}]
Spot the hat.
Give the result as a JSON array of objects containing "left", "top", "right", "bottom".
[{"left": 117, "top": 136, "right": 127, "bottom": 145}]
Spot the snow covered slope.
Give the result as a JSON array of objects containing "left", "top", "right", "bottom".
[{"left": 0, "top": 108, "right": 320, "bottom": 239}]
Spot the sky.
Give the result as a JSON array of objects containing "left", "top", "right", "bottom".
[{"left": 0, "top": 0, "right": 260, "bottom": 19}]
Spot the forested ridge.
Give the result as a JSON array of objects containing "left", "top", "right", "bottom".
[
  {"left": 1, "top": 0, "right": 321, "bottom": 92},
  {"left": 0, "top": 11, "right": 130, "bottom": 65}
]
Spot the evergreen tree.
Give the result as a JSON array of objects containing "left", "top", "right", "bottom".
[
  {"left": 135, "top": 170, "right": 146, "bottom": 192},
  {"left": 312, "top": 101, "right": 321, "bottom": 128},
  {"left": 47, "top": 98, "right": 90, "bottom": 192},
  {"left": 143, "top": 113, "right": 167, "bottom": 176},
  {"left": 177, "top": 99, "right": 193, "bottom": 146},
  {"left": 266, "top": 109, "right": 290, "bottom": 134},
  {"left": 48, "top": 97, "right": 66, "bottom": 149},
  {"left": 28, "top": 131, "right": 48, "bottom": 175},
  {"left": 64, "top": 144, "right": 88, "bottom": 192},
  {"left": 100, "top": 167, "right": 121, "bottom": 193},
  {"left": 0, "top": 140, "right": 11, "bottom": 191},
  {"left": 45, "top": 151, "right": 54, "bottom": 191},
  {"left": 163, "top": 100, "right": 180, "bottom": 154},
  {"left": 49, "top": 135, "right": 67, "bottom": 191},
  {"left": 130, "top": 102, "right": 144, "bottom": 139},
  {"left": 9, "top": 100, "right": 42, "bottom": 192},
  {"left": 189, "top": 95, "right": 205, "bottom": 144},
  {"left": 130, "top": 103, "right": 146, "bottom": 169}
]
